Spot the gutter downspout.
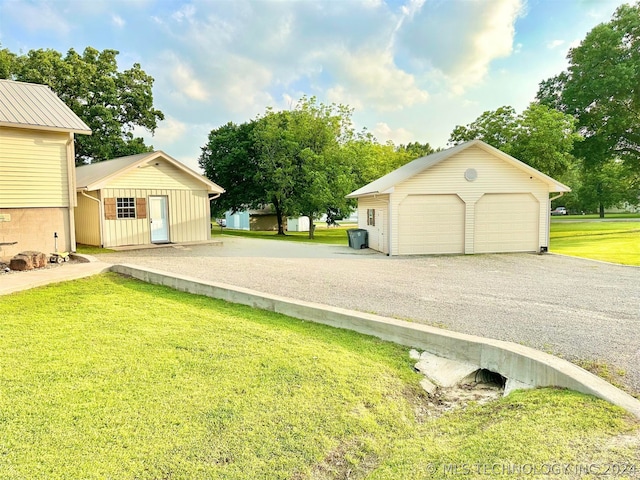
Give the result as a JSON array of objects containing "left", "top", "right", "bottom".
[
  {"left": 66, "top": 134, "right": 77, "bottom": 252},
  {"left": 80, "top": 190, "right": 104, "bottom": 248},
  {"left": 546, "top": 192, "right": 565, "bottom": 252}
]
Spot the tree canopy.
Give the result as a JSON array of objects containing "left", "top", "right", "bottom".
[
  {"left": 537, "top": 3, "right": 640, "bottom": 173},
  {"left": 199, "top": 97, "right": 420, "bottom": 237},
  {"left": 1, "top": 46, "right": 164, "bottom": 164},
  {"left": 449, "top": 103, "right": 580, "bottom": 179}
]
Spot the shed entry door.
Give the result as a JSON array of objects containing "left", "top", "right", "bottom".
[{"left": 149, "top": 196, "right": 169, "bottom": 243}]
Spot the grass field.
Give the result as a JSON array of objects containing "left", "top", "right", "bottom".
[
  {"left": 211, "top": 224, "right": 353, "bottom": 245},
  {"left": 1, "top": 274, "right": 638, "bottom": 479},
  {"left": 550, "top": 221, "right": 640, "bottom": 266}
]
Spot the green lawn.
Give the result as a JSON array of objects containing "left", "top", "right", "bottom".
[
  {"left": 550, "top": 221, "right": 640, "bottom": 266},
  {"left": 1, "top": 274, "right": 638, "bottom": 479},
  {"left": 212, "top": 224, "right": 353, "bottom": 245}
]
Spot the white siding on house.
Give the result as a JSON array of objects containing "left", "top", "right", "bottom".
[
  {"left": 0, "top": 128, "right": 69, "bottom": 207},
  {"left": 389, "top": 146, "right": 550, "bottom": 255},
  {"left": 101, "top": 188, "right": 210, "bottom": 247}
]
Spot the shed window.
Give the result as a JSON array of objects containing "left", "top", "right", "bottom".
[
  {"left": 117, "top": 197, "right": 136, "bottom": 219},
  {"left": 367, "top": 209, "right": 375, "bottom": 226}
]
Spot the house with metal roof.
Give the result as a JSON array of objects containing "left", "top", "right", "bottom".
[
  {"left": 75, "top": 151, "right": 224, "bottom": 248},
  {"left": 0, "top": 79, "right": 91, "bottom": 259},
  {"left": 346, "top": 140, "right": 570, "bottom": 256}
]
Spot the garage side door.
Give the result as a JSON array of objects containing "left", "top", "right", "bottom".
[
  {"left": 398, "top": 194, "right": 465, "bottom": 255},
  {"left": 475, "top": 193, "right": 539, "bottom": 253}
]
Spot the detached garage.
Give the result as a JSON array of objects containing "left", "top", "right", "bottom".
[
  {"left": 75, "top": 151, "right": 224, "bottom": 248},
  {"left": 347, "top": 140, "right": 570, "bottom": 256}
]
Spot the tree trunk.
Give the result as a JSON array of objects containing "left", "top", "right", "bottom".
[
  {"left": 307, "top": 216, "right": 315, "bottom": 239},
  {"left": 599, "top": 202, "right": 605, "bottom": 218},
  {"left": 273, "top": 198, "right": 286, "bottom": 235}
]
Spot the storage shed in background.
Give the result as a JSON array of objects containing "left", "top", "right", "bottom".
[
  {"left": 347, "top": 140, "right": 570, "bottom": 256},
  {"left": 75, "top": 151, "right": 224, "bottom": 248}
]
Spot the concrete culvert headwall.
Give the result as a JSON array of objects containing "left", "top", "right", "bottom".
[{"left": 110, "top": 264, "right": 640, "bottom": 419}]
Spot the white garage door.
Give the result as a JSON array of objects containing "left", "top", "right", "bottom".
[
  {"left": 398, "top": 195, "right": 465, "bottom": 255},
  {"left": 475, "top": 193, "right": 539, "bottom": 253}
]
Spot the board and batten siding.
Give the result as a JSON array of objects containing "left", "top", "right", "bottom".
[
  {"left": 75, "top": 191, "right": 101, "bottom": 246},
  {"left": 389, "top": 145, "right": 550, "bottom": 255},
  {"left": 0, "top": 128, "right": 70, "bottom": 207},
  {"left": 100, "top": 188, "right": 210, "bottom": 247}
]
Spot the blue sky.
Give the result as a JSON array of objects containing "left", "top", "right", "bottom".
[{"left": 0, "top": 0, "right": 630, "bottom": 171}]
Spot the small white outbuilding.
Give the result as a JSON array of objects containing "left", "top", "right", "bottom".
[
  {"left": 346, "top": 140, "right": 570, "bottom": 256},
  {"left": 75, "top": 151, "right": 224, "bottom": 248}
]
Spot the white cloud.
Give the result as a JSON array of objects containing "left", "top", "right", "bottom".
[
  {"left": 216, "top": 55, "right": 275, "bottom": 114},
  {"left": 547, "top": 39, "right": 564, "bottom": 49},
  {"left": 372, "top": 122, "right": 415, "bottom": 144},
  {"left": 163, "top": 53, "right": 209, "bottom": 101},
  {"left": 172, "top": 4, "right": 196, "bottom": 23},
  {"left": 396, "top": 0, "right": 524, "bottom": 94},
  {"left": 326, "top": 49, "right": 428, "bottom": 111},
  {"left": 154, "top": 116, "right": 188, "bottom": 144},
  {"left": 112, "top": 14, "right": 125, "bottom": 28},
  {"left": 2, "top": 0, "right": 70, "bottom": 35}
]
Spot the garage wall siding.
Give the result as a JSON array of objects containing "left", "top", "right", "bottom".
[
  {"left": 389, "top": 146, "right": 550, "bottom": 255},
  {"left": 357, "top": 196, "right": 389, "bottom": 254}
]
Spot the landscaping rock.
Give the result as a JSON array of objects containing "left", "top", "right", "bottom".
[
  {"left": 9, "top": 255, "right": 31, "bottom": 271},
  {"left": 20, "top": 251, "right": 46, "bottom": 268},
  {"left": 9, "top": 251, "right": 47, "bottom": 271}
]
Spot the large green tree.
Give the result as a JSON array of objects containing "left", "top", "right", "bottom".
[
  {"left": 536, "top": 3, "right": 640, "bottom": 215},
  {"left": 538, "top": 3, "right": 640, "bottom": 173},
  {"left": 3, "top": 47, "right": 164, "bottom": 164},
  {"left": 449, "top": 103, "right": 580, "bottom": 179},
  {"left": 199, "top": 121, "right": 262, "bottom": 218}
]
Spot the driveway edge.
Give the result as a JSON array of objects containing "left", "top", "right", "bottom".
[{"left": 111, "top": 263, "right": 640, "bottom": 419}]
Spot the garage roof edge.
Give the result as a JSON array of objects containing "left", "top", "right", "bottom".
[{"left": 346, "top": 140, "right": 570, "bottom": 198}]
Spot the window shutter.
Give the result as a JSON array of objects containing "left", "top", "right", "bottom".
[
  {"left": 136, "top": 198, "right": 147, "bottom": 219},
  {"left": 104, "top": 198, "right": 116, "bottom": 220}
]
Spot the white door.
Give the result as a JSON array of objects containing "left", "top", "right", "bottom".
[
  {"left": 474, "top": 193, "right": 539, "bottom": 253},
  {"left": 398, "top": 194, "right": 465, "bottom": 255},
  {"left": 149, "top": 196, "right": 169, "bottom": 243},
  {"left": 376, "top": 209, "right": 385, "bottom": 254}
]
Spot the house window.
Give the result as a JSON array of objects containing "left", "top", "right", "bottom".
[
  {"left": 116, "top": 197, "right": 136, "bottom": 219},
  {"left": 367, "top": 209, "right": 375, "bottom": 226}
]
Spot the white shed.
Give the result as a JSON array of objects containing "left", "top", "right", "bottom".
[
  {"left": 346, "top": 140, "right": 570, "bottom": 256},
  {"left": 75, "top": 151, "right": 224, "bottom": 248}
]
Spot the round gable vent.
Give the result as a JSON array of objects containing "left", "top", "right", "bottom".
[{"left": 464, "top": 168, "right": 478, "bottom": 181}]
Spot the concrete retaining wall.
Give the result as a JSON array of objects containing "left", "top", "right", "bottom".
[{"left": 111, "top": 263, "right": 640, "bottom": 418}]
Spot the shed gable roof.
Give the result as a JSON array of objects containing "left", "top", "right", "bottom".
[
  {"left": 76, "top": 151, "right": 225, "bottom": 193},
  {"left": 0, "top": 79, "right": 91, "bottom": 134},
  {"left": 346, "top": 140, "right": 570, "bottom": 198}
]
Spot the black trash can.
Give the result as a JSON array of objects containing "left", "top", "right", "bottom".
[{"left": 347, "top": 229, "right": 369, "bottom": 249}]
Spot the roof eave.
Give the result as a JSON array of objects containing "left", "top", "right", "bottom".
[{"left": 0, "top": 121, "right": 92, "bottom": 135}]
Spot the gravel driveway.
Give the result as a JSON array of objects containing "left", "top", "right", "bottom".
[{"left": 97, "top": 236, "right": 640, "bottom": 394}]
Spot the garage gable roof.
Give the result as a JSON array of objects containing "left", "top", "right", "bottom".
[
  {"left": 76, "top": 151, "right": 225, "bottom": 193},
  {"left": 346, "top": 140, "right": 571, "bottom": 198},
  {"left": 0, "top": 79, "right": 91, "bottom": 134}
]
